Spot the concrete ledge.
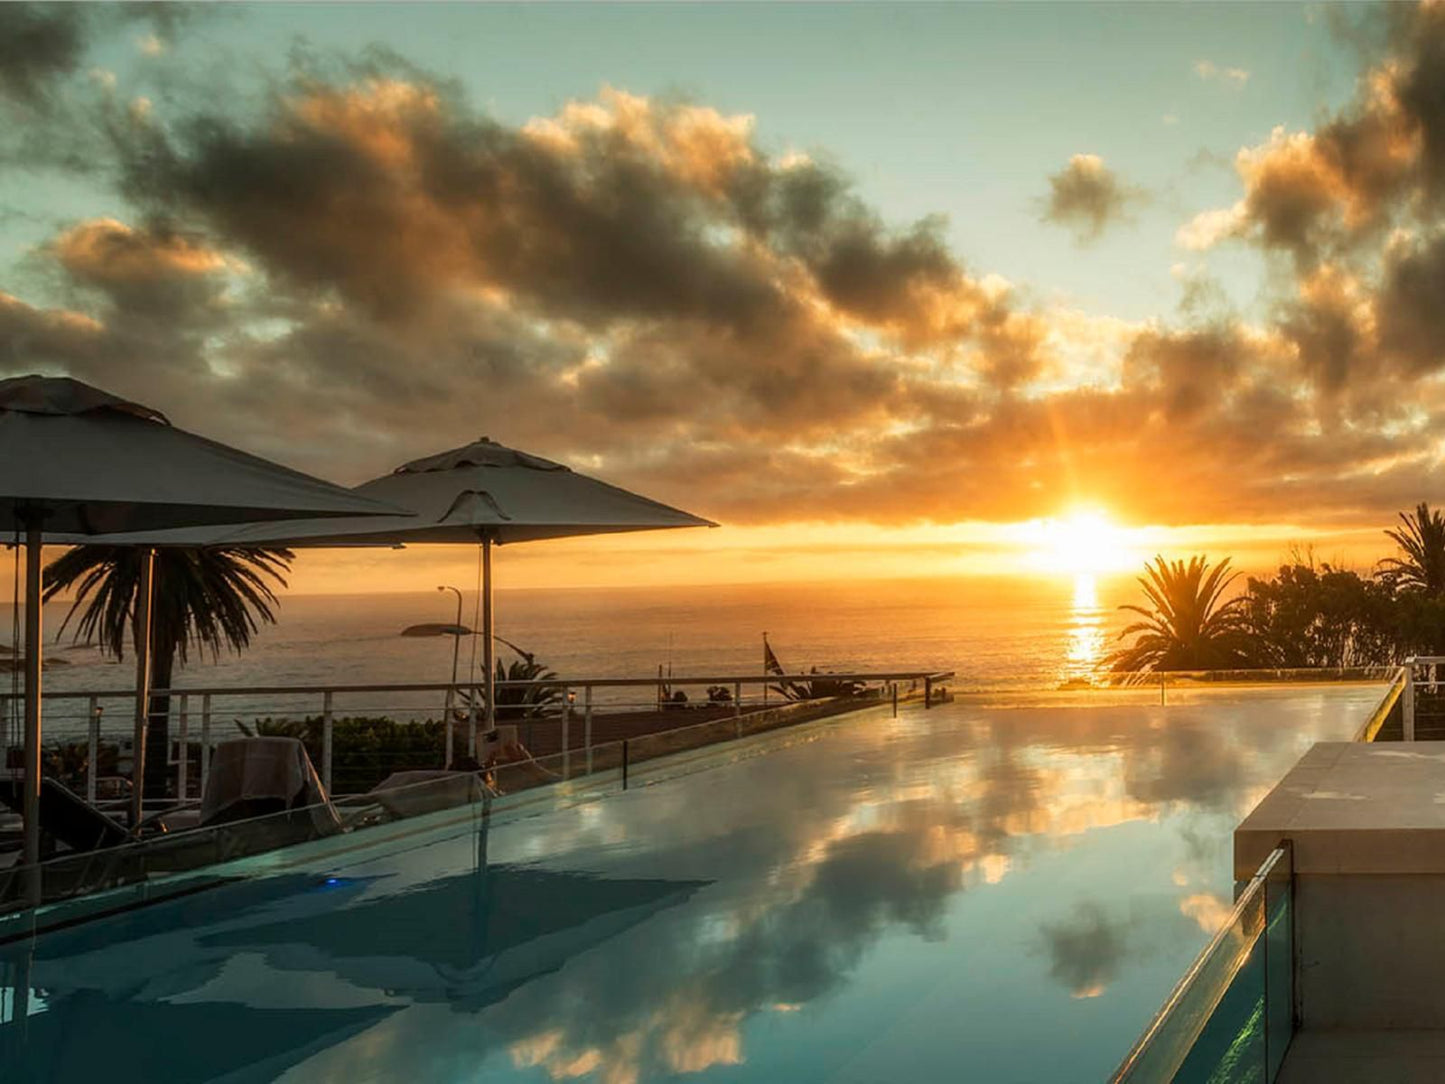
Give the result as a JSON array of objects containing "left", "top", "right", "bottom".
[{"left": 1235, "top": 742, "right": 1445, "bottom": 878}]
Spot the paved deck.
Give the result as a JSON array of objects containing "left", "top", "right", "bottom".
[
  {"left": 1235, "top": 741, "right": 1445, "bottom": 878},
  {"left": 1280, "top": 1031, "right": 1445, "bottom": 1083}
]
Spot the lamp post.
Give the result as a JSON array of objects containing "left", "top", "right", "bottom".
[{"left": 438, "top": 585, "right": 463, "bottom": 766}]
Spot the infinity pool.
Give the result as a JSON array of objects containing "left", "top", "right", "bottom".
[{"left": 0, "top": 685, "right": 1383, "bottom": 1083}]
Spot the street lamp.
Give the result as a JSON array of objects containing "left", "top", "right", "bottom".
[{"left": 438, "top": 585, "right": 463, "bottom": 765}]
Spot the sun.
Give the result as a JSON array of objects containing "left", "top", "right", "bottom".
[{"left": 1020, "top": 508, "right": 1140, "bottom": 576}]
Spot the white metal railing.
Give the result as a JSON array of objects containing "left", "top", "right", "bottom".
[
  {"left": 1400, "top": 656, "right": 1445, "bottom": 742},
  {"left": 1351, "top": 656, "right": 1445, "bottom": 743},
  {"left": 2, "top": 670, "right": 954, "bottom": 804}
]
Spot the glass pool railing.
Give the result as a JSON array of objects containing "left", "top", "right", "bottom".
[
  {"left": 0, "top": 699, "right": 869, "bottom": 936},
  {"left": 1111, "top": 843, "right": 1294, "bottom": 1084}
]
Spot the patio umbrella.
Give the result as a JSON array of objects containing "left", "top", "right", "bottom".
[
  {"left": 0, "top": 374, "right": 407, "bottom": 870},
  {"left": 86, "top": 437, "right": 716, "bottom": 756}
]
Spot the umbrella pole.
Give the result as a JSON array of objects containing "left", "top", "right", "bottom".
[
  {"left": 129, "top": 548, "right": 155, "bottom": 831},
  {"left": 482, "top": 537, "right": 495, "bottom": 737},
  {"left": 21, "top": 521, "right": 42, "bottom": 885}
]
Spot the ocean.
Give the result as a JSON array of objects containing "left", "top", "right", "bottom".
[
  {"left": 14, "top": 573, "right": 1134, "bottom": 689},
  {"left": 5, "top": 573, "right": 1139, "bottom": 740}
]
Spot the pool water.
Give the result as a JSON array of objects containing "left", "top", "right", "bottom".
[{"left": 0, "top": 685, "right": 1382, "bottom": 1083}]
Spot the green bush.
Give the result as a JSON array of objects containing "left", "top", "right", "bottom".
[{"left": 240, "top": 715, "right": 449, "bottom": 794}]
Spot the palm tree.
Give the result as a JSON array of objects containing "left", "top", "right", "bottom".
[
  {"left": 1108, "top": 555, "right": 1254, "bottom": 674},
  {"left": 455, "top": 641, "right": 561, "bottom": 724},
  {"left": 1379, "top": 502, "right": 1445, "bottom": 596},
  {"left": 43, "top": 546, "right": 293, "bottom": 795}
]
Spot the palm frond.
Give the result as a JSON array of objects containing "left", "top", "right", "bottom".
[{"left": 1108, "top": 554, "right": 1255, "bottom": 674}]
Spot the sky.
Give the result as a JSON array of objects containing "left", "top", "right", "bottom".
[{"left": 1, "top": 2, "right": 1442, "bottom": 591}]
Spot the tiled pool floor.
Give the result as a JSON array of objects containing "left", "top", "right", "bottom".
[{"left": 0, "top": 685, "right": 1384, "bottom": 1083}]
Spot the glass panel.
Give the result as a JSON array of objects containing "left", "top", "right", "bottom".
[
  {"left": 1112, "top": 846, "right": 1293, "bottom": 1084},
  {"left": 1264, "top": 856, "right": 1294, "bottom": 1079},
  {"left": 1174, "top": 927, "right": 1266, "bottom": 1084}
]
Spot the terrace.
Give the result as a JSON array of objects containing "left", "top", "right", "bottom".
[{"left": 0, "top": 670, "right": 1402, "bottom": 1083}]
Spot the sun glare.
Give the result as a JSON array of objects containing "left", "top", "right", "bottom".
[{"left": 1020, "top": 509, "right": 1140, "bottom": 576}]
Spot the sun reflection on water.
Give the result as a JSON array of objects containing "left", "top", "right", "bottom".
[{"left": 1062, "top": 573, "right": 1106, "bottom": 686}]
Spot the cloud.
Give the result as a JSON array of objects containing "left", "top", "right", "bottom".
[
  {"left": 1040, "top": 901, "right": 1128, "bottom": 998},
  {"left": 6, "top": 11, "right": 1445, "bottom": 532},
  {"left": 1176, "top": 204, "right": 1246, "bottom": 250},
  {"left": 1041, "top": 154, "right": 1145, "bottom": 241},
  {"left": 1167, "top": 2, "right": 1445, "bottom": 420},
  {"left": 48, "top": 218, "right": 236, "bottom": 319},
  {"left": 1194, "top": 59, "right": 1250, "bottom": 86},
  {"left": 1182, "top": 8, "right": 1439, "bottom": 270}
]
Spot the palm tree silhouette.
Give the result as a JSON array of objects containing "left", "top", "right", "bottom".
[
  {"left": 1379, "top": 503, "right": 1445, "bottom": 596},
  {"left": 43, "top": 546, "right": 293, "bottom": 796},
  {"left": 1109, "top": 555, "right": 1254, "bottom": 673}
]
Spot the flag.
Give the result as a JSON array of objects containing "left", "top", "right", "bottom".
[{"left": 763, "top": 634, "right": 786, "bottom": 677}]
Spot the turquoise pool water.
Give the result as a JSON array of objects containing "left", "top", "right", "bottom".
[{"left": 0, "top": 685, "right": 1382, "bottom": 1083}]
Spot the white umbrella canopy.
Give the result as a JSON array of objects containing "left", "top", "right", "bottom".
[
  {"left": 83, "top": 437, "right": 717, "bottom": 751},
  {"left": 0, "top": 376, "right": 406, "bottom": 534},
  {"left": 116, "top": 437, "right": 717, "bottom": 546},
  {"left": 0, "top": 374, "right": 409, "bottom": 875}
]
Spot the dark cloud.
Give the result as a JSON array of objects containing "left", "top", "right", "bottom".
[
  {"left": 1281, "top": 267, "right": 1372, "bottom": 392},
  {"left": 1378, "top": 234, "right": 1445, "bottom": 370},
  {"left": 0, "top": 4, "right": 86, "bottom": 109},
  {"left": 1122, "top": 326, "right": 1244, "bottom": 421},
  {"left": 1393, "top": 3, "right": 1445, "bottom": 200},
  {"left": 1041, "top": 154, "right": 1144, "bottom": 242},
  {"left": 0, "top": 290, "right": 106, "bottom": 368}
]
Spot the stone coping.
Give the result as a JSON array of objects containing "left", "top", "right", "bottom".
[{"left": 1235, "top": 741, "right": 1445, "bottom": 878}]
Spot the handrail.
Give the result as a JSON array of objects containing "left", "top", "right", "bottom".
[
  {"left": 1106, "top": 665, "right": 1397, "bottom": 685},
  {"left": 1355, "top": 665, "right": 1409, "bottom": 742},
  {"left": 24, "top": 670, "right": 956, "bottom": 700}
]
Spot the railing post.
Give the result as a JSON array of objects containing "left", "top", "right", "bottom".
[
  {"left": 467, "top": 685, "right": 478, "bottom": 760},
  {"left": 584, "top": 685, "right": 594, "bottom": 776},
  {"left": 622, "top": 738, "right": 629, "bottom": 791},
  {"left": 322, "top": 690, "right": 334, "bottom": 794},
  {"left": 891, "top": 682, "right": 898, "bottom": 718},
  {"left": 87, "top": 697, "right": 101, "bottom": 804},
  {"left": 177, "top": 693, "right": 189, "bottom": 802},
  {"left": 200, "top": 693, "right": 212, "bottom": 797},
  {"left": 443, "top": 684, "right": 454, "bottom": 770},
  {"left": 1404, "top": 659, "right": 1416, "bottom": 742},
  {"left": 561, "top": 686, "right": 571, "bottom": 780},
  {"left": 733, "top": 681, "right": 742, "bottom": 718},
  {"left": 924, "top": 676, "right": 932, "bottom": 709}
]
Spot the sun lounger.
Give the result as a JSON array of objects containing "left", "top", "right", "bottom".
[
  {"left": 0, "top": 777, "right": 129, "bottom": 853},
  {"left": 366, "top": 770, "right": 489, "bottom": 819}
]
